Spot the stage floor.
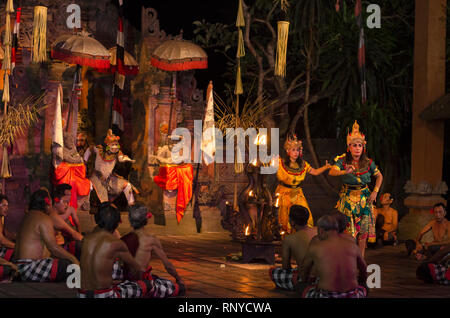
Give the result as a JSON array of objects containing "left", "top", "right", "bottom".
[{"left": 0, "top": 231, "right": 448, "bottom": 298}]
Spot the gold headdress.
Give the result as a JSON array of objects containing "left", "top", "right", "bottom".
[
  {"left": 284, "top": 134, "right": 302, "bottom": 151},
  {"left": 346, "top": 120, "right": 366, "bottom": 146},
  {"left": 104, "top": 129, "right": 120, "bottom": 145}
]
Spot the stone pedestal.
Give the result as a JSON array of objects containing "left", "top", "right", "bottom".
[{"left": 399, "top": 181, "right": 448, "bottom": 241}]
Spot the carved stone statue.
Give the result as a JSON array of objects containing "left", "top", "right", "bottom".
[{"left": 52, "top": 131, "right": 91, "bottom": 210}]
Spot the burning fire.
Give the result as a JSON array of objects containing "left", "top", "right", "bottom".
[
  {"left": 251, "top": 158, "right": 257, "bottom": 166},
  {"left": 253, "top": 132, "right": 267, "bottom": 146},
  {"left": 274, "top": 193, "right": 280, "bottom": 207},
  {"left": 245, "top": 225, "right": 250, "bottom": 236},
  {"left": 248, "top": 190, "right": 254, "bottom": 197},
  {"left": 280, "top": 230, "right": 285, "bottom": 236}
]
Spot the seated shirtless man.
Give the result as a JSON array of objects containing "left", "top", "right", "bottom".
[
  {"left": 78, "top": 202, "right": 153, "bottom": 298},
  {"left": 13, "top": 189, "right": 79, "bottom": 282},
  {"left": 309, "top": 210, "right": 355, "bottom": 246},
  {"left": 406, "top": 203, "right": 450, "bottom": 259},
  {"left": 300, "top": 215, "right": 368, "bottom": 298},
  {"left": 120, "top": 203, "right": 184, "bottom": 298},
  {"left": 0, "top": 194, "right": 15, "bottom": 261},
  {"left": 269, "top": 205, "right": 317, "bottom": 291},
  {"left": 49, "top": 184, "right": 83, "bottom": 259},
  {"left": 374, "top": 193, "right": 398, "bottom": 246}
]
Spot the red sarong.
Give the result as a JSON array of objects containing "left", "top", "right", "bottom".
[
  {"left": 53, "top": 162, "right": 91, "bottom": 209},
  {"left": 154, "top": 164, "right": 193, "bottom": 223}
]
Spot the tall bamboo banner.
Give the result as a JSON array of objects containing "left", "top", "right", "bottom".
[{"left": 1, "top": 0, "right": 14, "bottom": 193}]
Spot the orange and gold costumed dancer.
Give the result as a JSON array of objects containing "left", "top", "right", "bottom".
[
  {"left": 152, "top": 143, "right": 193, "bottom": 224},
  {"left": 275, "top": 135, "right": 331, "bottom": 234},
  {"left": 83, "top": 130, "right": 136, "bottom": 206},
  {"left": 52, "top": 132, "right": 91, "bottom": 210}
]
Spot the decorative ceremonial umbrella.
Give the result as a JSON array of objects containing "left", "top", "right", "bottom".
[
  {"left": 51, "top": 31, "right": 110, "bottom": 133},
  {"left": 95, "top": 47, "right": 139, "bottom": 76},
  {"left": 151, "top": 39, "right": 208, "bottom": 71},
  {"left": 51, "top": 31, "right": 110, "bottom": 69},
  {"left": 150, "top": 39, "right": 208, "bottom": 132}
]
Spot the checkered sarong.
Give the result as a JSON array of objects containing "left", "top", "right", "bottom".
[
  {"left": 14, "top": 258, "right": 72, "bottom": 282},
  {"left": 77, "top": 280, "right": 154, "bottom": 298},
  {"left": 150, "top": 274, "right": 180, "bottom": 298},
  {"left": 112, "top": 262, "right": 179, "bottom": 298},
  {"left": 303, "top": 285, "right": 367, "bottom": 298},
  {"left": 269, "top": 267, "right": 299, "bottom": 291},
  {"left": 429, "top": 263, "right": 450, "bottom": 285},
  {"left": 0, "top": 246, "right": 14, "bottom": 261}
]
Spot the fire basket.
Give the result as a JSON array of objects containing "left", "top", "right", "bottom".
[{"left": 221, "top": 133, "right": 281, "bottom": 264}]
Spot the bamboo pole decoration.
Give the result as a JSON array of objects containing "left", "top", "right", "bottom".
[
  {"left": 2, "top": 73, "right": 9, "bottom": 103},
  {"left": 32, "top": 6, "right": 47, "bottom": 63},
  {"left": 234, "top": 60, "right": 243, "bottom": 95},
  {"left": 2, "top": 11, "right": 12, "bottom": 71},
  {"left": 237, "top": 28, "right": 245, "bottom": 58},
  {"left": 236, "top": 0, "right": 245, "bottom": 27},
  {"left": 1, "top": 0, "right": 14, "bottom": 187},
  {"left": 1, "top": 146, "right": 11, "bottom": 179},
  {"left": 6, "top": 0, "right": 14, "bottom": 13},
  {"left": 275, "top": 21, "right": 289, "bottom": 77}
]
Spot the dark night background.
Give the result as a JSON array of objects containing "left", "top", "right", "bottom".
[
  {"left": 121, "top": 0, "right": 449, "bottom": 208},
  {"left": 123, "top": 0, "right": 235, "bottom": 93}
]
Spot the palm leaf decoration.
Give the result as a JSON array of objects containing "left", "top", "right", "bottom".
[{"left": 0, "top": 93, "right": 47, "bottom": 146}]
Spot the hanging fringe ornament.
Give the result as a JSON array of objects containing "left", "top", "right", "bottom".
[
  {"left": 236, "top": 0, "right": 245, "bottom": 27},
  {"left": 2, "top": 72, "right": 9, "bottom": 103},
  {"left": 237, "top": 28, "right": 245, "bottom": 58},
  {"left": 1, "top": 146, "right": 12, "bottom": 179},
  {"left": 234, "top": 62, "right": 243, "bottom": 95},
  {"left": 275, "top": 21, "right": 289, "bottom": 77},
  {"left": 32, "top": 6, "right": 47, "bottom": 63}
]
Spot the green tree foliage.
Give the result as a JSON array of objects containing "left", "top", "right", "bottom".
[{"left": 194, "top": 0, "right": 414, "bottom": 179}]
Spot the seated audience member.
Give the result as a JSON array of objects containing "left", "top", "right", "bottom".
[
  {"left": 300, "top": 215, "right": 368, "bottom": 298},
  {"left": 120, "top": 203, "right": 184, "bottom": 297},
  {"left": 416, "top": 244, "right": 449, "bottom": 286},
  {"left": 0, "top": 256, "right": 18, "bottom": 282},
  {"left": 309, "top": 211, "right": 355, "bottom": 246},
  {"left": 13, "top": 189, "right": 79, "bottom": 282},
  {"left": 49, "top": 184, "right": 83, "bottom": 259},
  {"left": 78, "top": 202, "right": 153, "bottom": 298},
  {"left": 52, "top": 184, "right": 82, "bottom": 233},
  {"left": 0, "top": 194, "right": 15, "bottom": 261},
  {"left": 374, "top": 193, "right": 398, "bottom": 246},
  {"left": 269, "top": 205, "right": 317, "bottom": 291},
  {"left": 406, "top": 203, "right": 450, "bottom": 260}
]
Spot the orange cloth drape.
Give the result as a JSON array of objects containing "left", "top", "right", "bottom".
[
  {"left": 154, "top": 164, "right": 193, "bottom": 223},
  {"left": 53, "top": 162, "right": 91, "bottom": 209}
]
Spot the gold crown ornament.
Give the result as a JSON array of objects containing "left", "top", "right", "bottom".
[
  {"left": 346, "top": 121, "right": 366, "bottom": 146},
  {"left": 284, "top": 134, "right": 302, "bottom": 151},
  {"left": 104, "top": 129, "right": 120, "bottom": 145}
]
